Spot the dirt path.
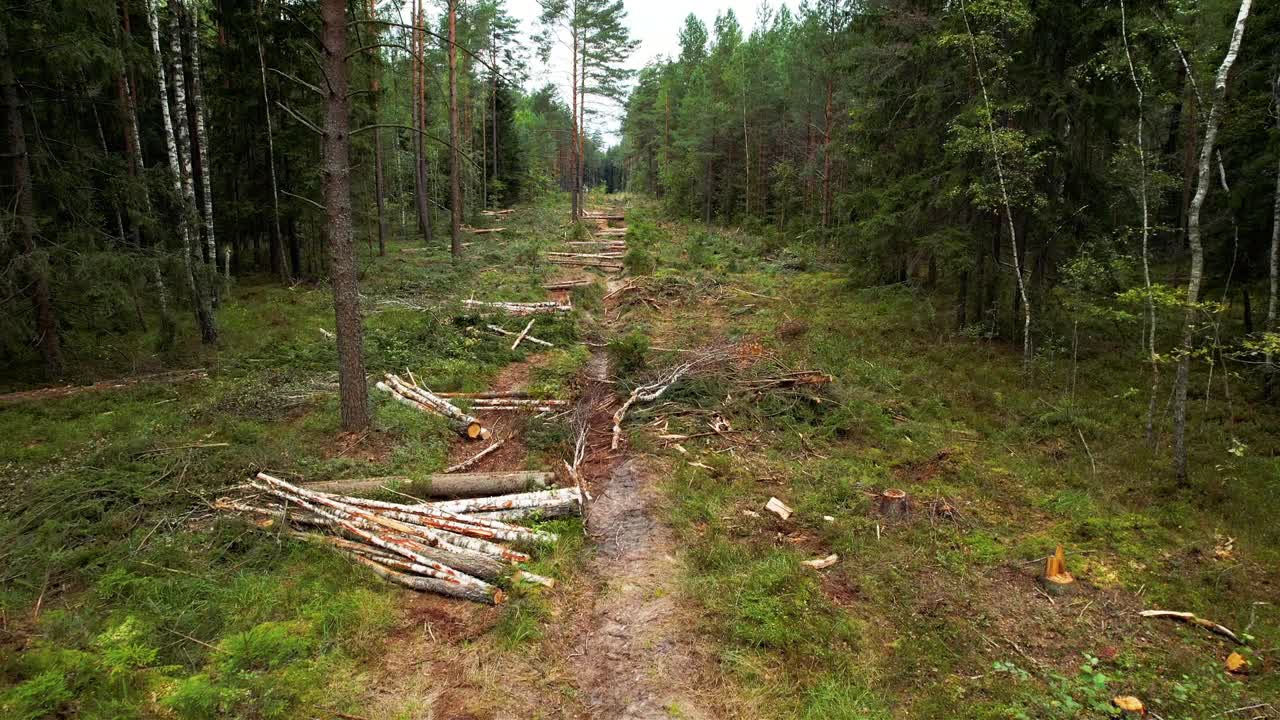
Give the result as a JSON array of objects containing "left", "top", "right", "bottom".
[{"left": 559, "top": 249, "right": 715, "bottom": 718}]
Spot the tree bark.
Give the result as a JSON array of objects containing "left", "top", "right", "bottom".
[
  {"left": 1, "top": 27, "right": 64, "bottom": 377},
  {"left": 1173, "top": 0, "right": 1252, "bottom": 483},
  {"left": 412, "top": 2, "right": 431, "bottom": 244},
  {"left": 149, "top": 0, "right": 216, "bottom": 344},
  {"left": 186, "top": 5, "right": 220, "bottom": 281},
  {"left": 321, "top": 0, "right": 371, "bottom": 432},
  {"left": 257, "top": 32, "right": 288, "bottom": 281},
  {"left": 366, "top": 0, "right": 387, "bottom": 256},
  {"left": 1268, "top": 69, "right": 1280, "bottom": 383},
  {"left": 447, "top": 0, "right": 463, "bottom": 258},
  {"left": 303, "top": 471, "right": 552, "bottom": 497}
]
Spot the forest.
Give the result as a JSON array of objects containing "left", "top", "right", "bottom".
[{"left": 1, "top": 0, "right": 1278, "bottom": 718}]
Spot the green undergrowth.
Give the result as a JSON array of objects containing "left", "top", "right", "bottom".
[
  {"left": 0, "top": 204, "right": 583, "bottom": 718},
  {"left": 629, "top": 201, "right": 1279, "bottom": 719}
]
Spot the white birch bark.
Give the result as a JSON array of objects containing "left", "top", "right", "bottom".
[
  {"left": 1121, "top": 0, "right": 1159, "bottom": 444},
  {"left": 1173, "top": 0, "right": 1252, "bottom": 482},
  {"left": 187, "top": 5, "right": 220, "bottom": 279}
]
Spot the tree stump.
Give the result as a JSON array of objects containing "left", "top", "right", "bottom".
[
  {"left": 1040, "top": 544, "right": 1077, "bottom": 597},
  {"left": 877, "top": 488, "right": 911, "bottom": 519}
]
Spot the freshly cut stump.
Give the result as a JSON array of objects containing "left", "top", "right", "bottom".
[
  {"left": 878, "top": 488, "right": 911, "bottom": 519},
  {"left": 1040, "top": 544, "right": 1077, "bottom": 597}
]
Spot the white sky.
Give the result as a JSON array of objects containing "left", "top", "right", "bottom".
[{"left": 503, "top": 0, "right": 796, "bottom": 144}]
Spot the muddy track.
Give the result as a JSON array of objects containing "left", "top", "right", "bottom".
[{"left": 563, "top": 268, "right": 714, "bottom": 719}]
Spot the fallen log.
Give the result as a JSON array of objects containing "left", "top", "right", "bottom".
[
  {"left": 381, "top": 374, "right": 490, "bottom": 440},
  {"left": 548, "top": 258, "right": 623, "bottom": 270},
  {"left": 464, "top": 299, "right": 571, "bottom": 316},
  {"left": 543, "top": 278, "right": 595, "bottom": 290},
  {"left": 327, "top": 490, "right": 558, "bottom": 545},
  {"left": 254, "top": 475, "right": 495, "bottom": 592},
  {"left": 464, "top": 226, "right": 506, "bottom": 234},
  {"left": 468, "top": 398, "right": 568, "bottom": 406},
  {"left": 428, "top": 487, "right": 582, "bottom": 515},
  {"left": 471, "top": 499, "right": 581, "bottom": 522},
  {"left": 437, "top": 390, "right": 533, "bottom": 399},
  {"left": 1138, "top": 610, "right": 1242, "bottom": 645},
  {"left": 511, "top": 319, "right": 536, "bottom": 350},
  {"left": 301, "top": 470, "right": 551, "bottom": 497},
  {"left": 485, "top": 323, "right": 554, "bottom": 347},
  {"left": 301, "top": 532, "right": 506, "bottom": 581},
  {"left": 351, "top": 554, "right": 503, "bottom": 604},
  {"left": 547, "top": 251, "right": 625, "bottom": 260},
  {"left": 443, "top": 438, "right": 506, "bottom": 473},
  {"left": 480, "top": 208, "right": 515, "bottom": 216},
  {"left": 0, "top": 368, "right": 207, "bottom": 406}
]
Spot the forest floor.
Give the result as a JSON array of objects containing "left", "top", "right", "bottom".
[{"left": 2, "top": 194, "right": 1279, "bottom": 720}]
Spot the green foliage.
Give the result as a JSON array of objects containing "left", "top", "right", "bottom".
[{"left": 607, "top": 329, "right": 650, "bottom": 378}]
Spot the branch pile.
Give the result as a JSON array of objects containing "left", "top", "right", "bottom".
[
  {"left": 611, "top": 348, "right": 735, "bottom": 450},
  {"left": 216, "top": 472, "right": 583, "bottom": 603}
]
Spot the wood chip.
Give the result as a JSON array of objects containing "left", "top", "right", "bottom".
[{"left": 765, "top": 497, "right": 793, "bottom": 521}]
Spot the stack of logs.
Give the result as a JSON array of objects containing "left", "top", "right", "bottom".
[
  {"left": 216, "top": 472, "right": 583, "bottom": 604},
  {"left": 548, "top": 212, "right": 626, "bottom": 272},
  {"left": 376, "top": 373, "right": 491, "bottom": 440}
]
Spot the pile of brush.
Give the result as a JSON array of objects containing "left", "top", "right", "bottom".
[{"left": 216, "top": 472, "right": 582, "bottom": 604}]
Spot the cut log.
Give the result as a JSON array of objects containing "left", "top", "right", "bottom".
[
  {"left": 543, "top": 278, "right": 594, "bottom": 290},
  {"left": 511, "top": 318, "right": 535, "bottom": 350},
  {"left": 581, "top": 213, "right": 624, "bottom": 221},
  {"left": 546, "top": 251, "right": 625, "bottom": 260},
  {"left": 428, "top": 487, "right": 582, "bottom": 515},
  {"left": 468, "top": 398, "right": 568, "bottom": 406},
  {"left": 802, "top": 554, "right": 839, "bottom": 569},
  {"left": 437, "top": 390, "right": 533, "bottom": 399},
  {"left": 381, "top": 374, "right": 490, "bottom": 440},
  {"left": 302, "top": 532, "right": 506, "bottom": 581},
  {"left": 469, "top": 500, "right": 582, "bottom": 522},
  {"left": 547, "top": 258, "right": 623, "bottom": 270},
  {"left": 301, "top": 470, "right": 549, "bottom": 497},
  {"left": 464, "top": 299, "right": 571, "bottom": 315},
  {"left": 1040, "top": 544, "right": 1076, "bottom": 597},
  {"left": 464, "top": 226, "right": 505, "bottom": 234},
  {"left": 1111, "top": 696, "right": 1145, "bottom": 715},
  {"left": 877, "top": 489, "right": 912, "bottom": 519},
  {"left": 324, "top": 491, "right": 558, "bottom": 545},
  {"left": 480, "top": 208, "right": 515, "bottom": 216},
  {"left": 351, "top": 553, "right": 503, "bottom": 604}
]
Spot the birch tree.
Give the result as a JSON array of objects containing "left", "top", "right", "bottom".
[
  {"left": 1172, "top": 0, "right": 1252, "bottom": 483},
  {"left": 147, "top": 0, "right": 216, "bottom": 344}
]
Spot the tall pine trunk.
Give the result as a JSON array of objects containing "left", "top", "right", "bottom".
[
  {"left": 257, "top": 32, "right": 288, "bottom": 281},
  {"left": 570, "top": 14, "right": 580, "bottom": 220},
  {"left": 1264, "top": 69, "right": 1279, "bottom": 392},
  {"left": 412, "top": 2, "right": 431, "bottom": 244},
  {"left": 320, "top": 0, "right": 370, "bottom": 431},
  {"left": 447, "top": 0, "right": 462, "bottom": 257},
  {"left": 2, "top": 25, "right": 64, "bottom": 377},
  {"left": 1173, "top": 0, "right": 1252, "bottom": 483},
  {"left": 367, "top": 0, "right": 387, "bottom": 256}
]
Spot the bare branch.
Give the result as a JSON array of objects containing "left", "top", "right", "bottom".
[
  {"left": 268, "top": 67, "right": 323, "bottom": 97},
  {"left": 280, "top": 189, "right": 325, "bottom": 212},
  {"left": 275, "top": 100, "right": 324, "bottom": 136}
]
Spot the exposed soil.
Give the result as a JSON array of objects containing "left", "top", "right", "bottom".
[{"left": 356, "top": 207, "right": 724, "bottom": 719}]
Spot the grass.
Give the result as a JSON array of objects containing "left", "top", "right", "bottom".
[
  {"left": 0, "top": 201, "right": 585, "bottom": 718},
  {"left": 619, "top": 199, "right": 1279, "bottom": 719}
]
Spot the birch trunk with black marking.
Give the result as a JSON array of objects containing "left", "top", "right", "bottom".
[
  {"left": 351, "top": 554, "right": 502, "bottom": 604},
  {"left": 427, "top": 487, "right": 582, "bottom": 515},
  {"left": 379, "top": 375, "right": 488, "bottom": 439},
  {"left": 304, "top": 532, "right": 507, "bottom": 581},
  {"left": 320, "top": 0, "right": 370, "bottom": 431},
  {"left": 1173, "top": 0, "right": 1252, "bottom": 483}
]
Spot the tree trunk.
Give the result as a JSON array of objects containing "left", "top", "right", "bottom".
[
  {"left": 186, "top": 5, "right": 220, "bottom": 282},
  {"left": 1268, "top": 69, "right": 1280, "bottom": 385},
  {"left": 447, "top": 0, "right": 463, "bottom": 257},
  {"left": 366, "top": 0, "right": 387, "bottom": 256},
  {"left": 149, "top": 0, "right": 216, "bottom": 344},
  {"left": 1173, "top": 0, "right": 1252, "bottom": 483},
  {"left": 321, "top": 0, "right": 370, "bottom": 432},
  {"left": 1, "top": 27, "right": 64, "bottom": 377},
  {"left": 412, "top": 2, "right": 431, "bottom": 244},
  {"left": 570, "top": 19, "right": 580, "bottom": 220},
  {"left": 257, "top": 33, "right": 288, "bottom": 281},
  {"left": 304, "top": 471, "right": 552, "bottom": 498},
  {"left": 822, "top": 76, "right": 833, "bottom": 229}
]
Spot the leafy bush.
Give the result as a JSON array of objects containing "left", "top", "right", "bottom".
[{"left": 608, "top": 330, "right": 650, "bottom": 378}]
